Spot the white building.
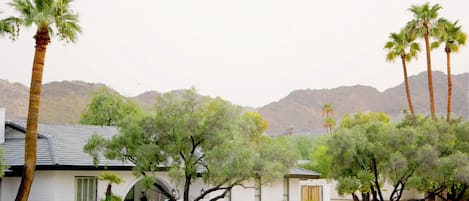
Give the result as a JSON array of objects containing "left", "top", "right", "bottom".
[{"left": 0, "top": 109, "right": 324, "bottom": 201}]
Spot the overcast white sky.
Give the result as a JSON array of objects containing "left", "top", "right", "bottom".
[{"left": 1, "top": 0, "right": 469, "bottom": 107}]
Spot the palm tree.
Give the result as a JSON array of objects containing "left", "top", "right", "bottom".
[
  {"left": 385, "top": 28, "right": 420, "bottom": 125},
  {"left": 322, "top": 103, "right": 334, "bottom": 118},
  {"left": 322, "top": 103, "right": 334, "bottom": 133},
  {"left": 324, "top": 117, "right": 336, "bottom": 134},
  {"left": 407, "top": 3, "right": 441, "bottom": 120},
  {"left": 98, "top": 172, "right": 124, "bottom": 201},
  {"left": 433, "top": 19, "right": 467, "bottom": 122},
  {"left": 5, "top": 0, "right": 80, "bottom": 200}
]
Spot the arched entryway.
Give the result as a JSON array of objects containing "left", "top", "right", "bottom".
[{"left": 123, "top": 177, "right": 173, "bottom": 201}]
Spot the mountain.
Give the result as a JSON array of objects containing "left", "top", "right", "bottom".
[
  {"left": 0, "top": 71, "right": 467, "bottom": 135},
  {"left": 258, "top": 71, "right": 469, "bottom": 134}
]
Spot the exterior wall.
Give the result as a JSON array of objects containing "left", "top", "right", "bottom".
[
  {"left": 289, "top": 178, "right": 301, "bottom": 201},
  {"left": 261, "top": 179, "right": 284, "bottom": 201},
  {"left": 1, "top": 170, "right": 174, "bottom": 201},
  {"left": 226, "top": 178, "right": 307, "bottom": 201},
  {"left": 1, "top": 171, "right": 56, "bottom": 201},
  {"left": 1, "top": 176, "right": 20, "bottom": 201},
  {"left": 231, "top": 179, "right": 256, "bottom": 201},
  {"left": 1, "top": 170, "right": 322, "bottom": 201}
]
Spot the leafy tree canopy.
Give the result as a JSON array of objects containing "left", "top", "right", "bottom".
[
  {"left": 84, "top": 89, "right": 298, "bottom": 201},
  {"left": 80, "top": 87, "right": 142, "bottom": 126}
]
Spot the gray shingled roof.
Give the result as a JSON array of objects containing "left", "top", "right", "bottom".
[
  {"left": 1, "top": 121, "right": 132, "bottom": 168},
  {"left": 1, "top": 121, "right": 321, "bottom": 179},
  {"left": 288, "top": 167, "right": 321, "bottom": 179}
]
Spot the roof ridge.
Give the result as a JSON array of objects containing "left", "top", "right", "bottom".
[{"left": 43, "top": 135, "right": 59, "bottom": 165}]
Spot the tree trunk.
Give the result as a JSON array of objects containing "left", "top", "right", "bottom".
[
  {"left": 372, "top": 157, "right": 384, "bottom": 201},
  {"left": 184, "top": 175, "right": 191, "bottom": 201},
  {"left": 401, "top": 55, "right": 416, "bottom": 125},
  {"left": 423, "top": 24, "right": 436, "bottom": 120},
  {"left": 445, "top": 49, "right": 452, "bottom": 122},
  {"left": 362, "top": 192, "right": 370, "bottom": 201},
  {"left": 15, "top": 26, "right": 50, "bottom": 201},
  {"left": 351, "top": 193, "right": 360, "bottom": 201},
  {"left": 105, "top": 184, "right": 112, "bottom": 201}
]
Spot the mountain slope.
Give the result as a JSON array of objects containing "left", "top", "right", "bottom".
[
  {"left": 0, "top": 71, "right": 467, "bottom": 135},
  {"left": 257, "top": 71, "right": 469, "bottom": 134}
]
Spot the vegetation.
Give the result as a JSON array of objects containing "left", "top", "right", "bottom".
[
  {"left": 385, "top": 2, "right": 466, "bottom": 123},
  {"left": 309, "top": 112, "right": 469, "bottom": 201},
  {"left": 322, "top": 103, "right": 335, "bottom": 134},
  {"left": 407, "top": 3, "right": 441, "bottom": 120},
  {"left": 98, "top": 172, "right": 123, "bottom": 201},
  {"left": 0, "top": 148, "right": 9, "bottom": 178},
  {"left": 432, "top": 18, "right": 467, "bottom": 122},
  {"left": 384, "top": 28, "right": 420, "bottom": 125},
  {"left": 0, "top": 13, "right": 19, "bottom": 39},
  {"left": 84, "top": 89, "right": 298, "bottom": 201},
  {"left": 80, "top": 87, "right": 142, "bottom": 126},
  {"left": 3, "top": 0, "right": 81, "bottom": 200}
]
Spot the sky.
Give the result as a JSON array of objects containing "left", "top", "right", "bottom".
[{"left": 1, "top": 0, "right": 469, "bottom": 107}]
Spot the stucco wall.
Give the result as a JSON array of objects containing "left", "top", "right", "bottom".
[
  {"left": 1, "top": 170, "right": 322, "bottom": 201},
  {"left": 1, "top": 170, "right": 175, "bottom": 201}
]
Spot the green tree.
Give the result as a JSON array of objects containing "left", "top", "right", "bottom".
[
  {"left": 318, "top": 112, "right": 433, "bottom": 201},
  {"left": 407, "top": 3, "right": 441, "bottom": 120},
  {"left": 433, "top": 19, "right": 467, "bottom": 122},
  {"left": 80, "top": 87, "right": 143, "bottom": 126},
  {"left": 4, "top": 0, "right": 81, "bottom": 200},
  {"left": 410, "top": 120, "right": 469, "bottom": 201},
  {"left": 385, "top": 28, "right": 420, "bottom": 125},
  {"left": 84, "top": 89, "right": 298, "bottom": 201},
  {"left": 98, "top": 172, "right": 123, "bottom": 201}
]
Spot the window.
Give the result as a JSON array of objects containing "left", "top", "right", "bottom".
[
  {"left": 75, "top": 176, "right": 97, "bottom": 201},
  {"left": 301, "top": 186, "right": 322, "bottom": 201}
]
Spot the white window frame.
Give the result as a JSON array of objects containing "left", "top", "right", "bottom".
[{"left": 75, "top": 176, "right": 97, "bottom": 201}]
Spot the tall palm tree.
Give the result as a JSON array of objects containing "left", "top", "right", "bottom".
[
  {"left": 433, "top": 19, "right": 467, "bottom": 122},
  {"left": 5, "top": 0, "right": 80, "bottom": 200},
  {"left": 322, "top": 103, "right": 334, "bottom": 133},
  {"left": 407, "top": 3, "right": 441, "bottom": 120},
  {"left": 324, "top": 117, "right": 336, "bottom": 134},
  {"left": 322, "top": 103, "right": 334, "bottom": 118},
  {"left": 385, "top": 28, "right": 420, "bottom": 125}
]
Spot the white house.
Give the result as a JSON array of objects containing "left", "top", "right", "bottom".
[{"left": 0, "top": 109, "right": 325, "bottom": 201}]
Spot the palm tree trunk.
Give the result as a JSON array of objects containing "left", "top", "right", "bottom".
[
  {"left": 445, "top": 48, "right": 452, "bottom": 122},
  {"left": 15, "top": 26, "right": 50, "bottom": 201},
  {"left": 423, "top": 25, "right": 436, "bottom": 120},
  {"left": 401, "top": 55, "right": 416, "bottom": 125}
]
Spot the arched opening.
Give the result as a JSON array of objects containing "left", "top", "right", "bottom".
[{"left": 123, "top": 177, "right": 173, "bottom": 201}]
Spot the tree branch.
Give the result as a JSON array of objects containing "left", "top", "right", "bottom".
[
  {"left": 193, "top": 179, "right": 244, "bottom": 201},
  {"left": 140, "top": 171, "right": 176, "bottom": 201}
]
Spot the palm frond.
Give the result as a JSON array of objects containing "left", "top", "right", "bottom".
[
  {"left": 8, "top": 0, "right": 34, "bottom": 21},
  {"left": 384, "top": 41, "right": 394, "bottom": 49},
  {"left": 6, "top": 0, "right": 81, "bottom": 43},
  {"left": 430, "top": 41, "right": 440, "bottom": 50},
  {"left": 0, "top": 17, "right": 22, "bottom": 40}
]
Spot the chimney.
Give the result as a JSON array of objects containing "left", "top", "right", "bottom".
[{"left": 0, "top": 108, "right": 4, "bottom": 143}]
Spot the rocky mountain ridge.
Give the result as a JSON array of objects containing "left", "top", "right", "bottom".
[{"left": 1, "top": 71, "right": 467, "bottom": 135}]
